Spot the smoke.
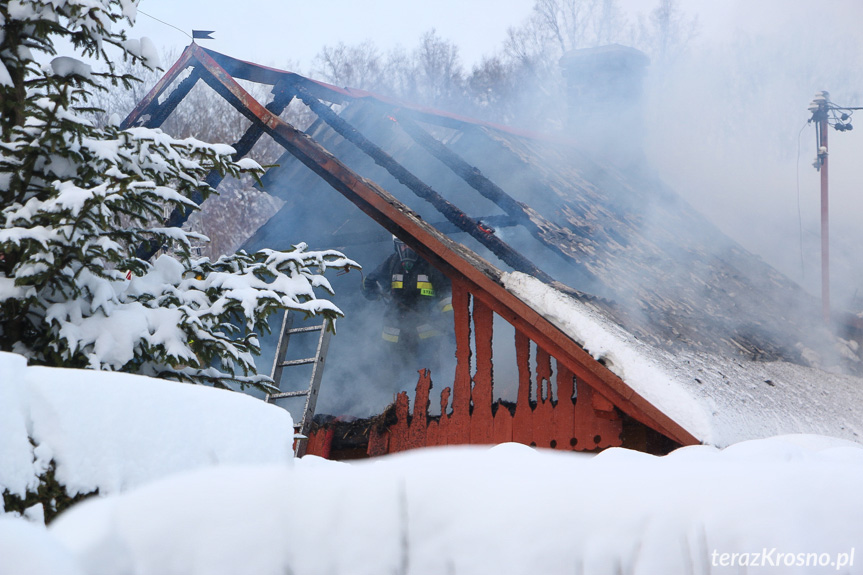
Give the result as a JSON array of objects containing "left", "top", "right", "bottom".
[
  {"left": 243, "top": 0, "right": 863, "bottom": 422},
  {"left": 642, "top": 0, "right": 863, "bottom": 311}
]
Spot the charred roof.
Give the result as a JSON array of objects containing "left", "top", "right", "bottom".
[{"left": 123, "top": 44, "right": 863, "bottom": 448}]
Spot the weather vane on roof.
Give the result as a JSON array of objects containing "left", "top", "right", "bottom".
[{"left": 192, "top": 30, "right": 215, "bottom": 40}]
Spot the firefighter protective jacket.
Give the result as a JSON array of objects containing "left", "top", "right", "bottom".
[{"left": 364, "top": 254, "right": 452, "bottom": 344}]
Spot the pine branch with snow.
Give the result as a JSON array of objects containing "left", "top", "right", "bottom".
[{"left": 0, "top": 0, "right": 358, "bottom": 390}]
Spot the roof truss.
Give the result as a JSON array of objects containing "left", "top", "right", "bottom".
[{"left": 123, "top": 43, "right": 699, "bottom": 447}]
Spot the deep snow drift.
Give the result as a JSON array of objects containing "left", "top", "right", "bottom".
[
  {"left": 0, "top": 351, "right": 294, "bottom": 505},
  {"left": 1, "top": 351, "right": 862, "bottom": 575},
  {"left": 3, "top": 438, "right": 862, "bottom": 575}
]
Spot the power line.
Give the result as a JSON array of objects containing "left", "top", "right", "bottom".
[
  {"left": 137, "top": 9, "right": 192, "bottom": 40},
  {"left": 795, "top": 120, "right": 809, "bottom": 278}
]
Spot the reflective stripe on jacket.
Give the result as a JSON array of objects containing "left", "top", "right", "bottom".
[{"left": 392, "top": 272, "right": 436, "bottom": 296}]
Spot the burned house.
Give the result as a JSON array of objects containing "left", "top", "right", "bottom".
[{"left": 124, "top": 43, "right": 863, "bottom": 458}]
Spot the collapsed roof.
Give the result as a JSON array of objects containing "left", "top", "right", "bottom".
[{"left": 124, "top": 44, "right": 863, "bottom": 449}]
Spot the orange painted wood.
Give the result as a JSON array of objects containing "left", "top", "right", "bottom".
[
  {"left": 367, "top": 426, "right": 389, "bottom": 457},
  {"left": 553, "top": 363, "right": 576, "bottom": 450},
  {"left": 409, "top": 369, "right": 431, "bottom": 449},
  {"left": 512, "top": 330, "right": 534, "bottom": 445},
  {"left": 592, "top": 391, "right": 615, "bottom": 413},
  {"left": 426, "top": 419, "right": 441, "bottom": 447},
  {"left": 305, "top": 427, "right": 334, "bottom": 459},
  {"left": 471, "top": 298, "right": 494, "bottom": 444},
  {"left": 436, "top": 387, "right": 452, "bottom": 446},
  {"left": 449, "top": 281, "right": 472, "bottom": 446},
  {"left": 572, "top": 380, "right": 623, "bottom": 450},
  {"left": 573, "top": 379, "right": 597, "bottom": 450},
  {"left": 493, "top": 406, "right": 513, "bottom": 444},
  {"left": 389, "top": 393, "right": 411, "bottom": 453},
  {"left": 533, "top": 348, "right": 555, "bottom": 448}
]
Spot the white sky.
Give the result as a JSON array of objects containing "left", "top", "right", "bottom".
[
  {"left": 129, "top": 0, "right": 537, "bottom": 71},
  {"left": 127, "top": 0, "right": 734, "bottom": 73}
]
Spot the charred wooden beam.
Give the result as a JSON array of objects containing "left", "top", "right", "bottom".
[
  {"left": 204, "top": 84, "right": 297, "bottom": 190},
  {"left": 391, "top": 111, "right": 598, "bottom": 282},
  {"left": 187, "top": 44, "right": 699, "bottom": 447},
  {"left": 144, "top": 67, "right": 203, "bottom": 129},
  {"left": 290, "top": 83, "right": 556, "bottom": 284},
  {"left": 285, "top": 214, "right": 518, "bottom": 250},
  {"left": 122, "top": 44, "right": 197, "bottom": 129},
  {"left": 135, "top": 79, "right": 296, "bottom": 260}
]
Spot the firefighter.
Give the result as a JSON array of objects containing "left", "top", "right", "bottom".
[{"left": 362, "top": 236, "right": 453, "bottom": 383}]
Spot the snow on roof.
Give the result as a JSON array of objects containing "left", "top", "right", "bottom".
[
  {"left": 505, "top": 272, "right": 863, "bottom": 447},
  {"left": 0, "top": 352, "right": 294, "bottom": 503}
]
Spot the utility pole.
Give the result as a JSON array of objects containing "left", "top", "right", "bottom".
[
  {"left": 814, "top": 94, "right": 830, "bottom": 324},
  {"left": 808, "top": 91, "right": 858, "bottom": 325}
]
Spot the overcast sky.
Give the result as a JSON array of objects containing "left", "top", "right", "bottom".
[
  {"left": 129, "top": 0, "right": 535, "bottom": 70},
  {"left": 127, "top": 0, "right": 741, "bottom": 72}
]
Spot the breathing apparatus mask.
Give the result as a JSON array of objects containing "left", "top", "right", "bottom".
[{"left": 393, "top": 236, "right": 418, "bottom": 271}]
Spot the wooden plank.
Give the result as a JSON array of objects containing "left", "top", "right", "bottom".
[
  {"left": 493, "top": 406, "right": 514, "bottom": 445},
  {"left": 294, "top": 84, "right": 555, "bottom": 284},
  {"left": 571, "top": 381, "right": 623, "bottom": 450},
  {"left": 533, "top": 348, "right": 555, "bottom": 448},
  {"left": 305, "top": 427, "right": 334, "bottom": 459},
  {"left": 389, "top": 393, "right": 411, "bottom": 454},
  {"left": 409, "top": 369, "right": 432, "bottom": 450},
  {"left": 367, "top": 426, "right": 389, "bottom": 457},
  {"left": 393, "top": 111, "right": 599, "bottom": 286},
  {"left": 512, "top": 330, "right": 534, "bottom": 445},
  {"left": 554, "top": 362, "right": 576, "bottom": 450},
  {"left": 470, "top": 298, "right": 494, "bottom": 445},
  {"left": 435, "top": 387, "right": 452, "bottom": 446},
  {"left": 448, "top": 281, "right": 472, "bottom": 445},
  {"left": 121, "top": 44, "right": 196, "bottom": 129}
]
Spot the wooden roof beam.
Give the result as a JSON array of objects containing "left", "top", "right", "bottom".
[
  {"left": 290, "top": 82, "right": 556, "bottom": 284},
  {"left": 122, "top": 44, "right": 198, "bottom": 129},
  {"left": 391, "top": 110, "right": 599, "bottom": 285}
]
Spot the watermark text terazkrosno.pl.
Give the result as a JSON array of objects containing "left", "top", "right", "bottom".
[{"left": 711, "top": 548, "right": 855, "bottom": 570}]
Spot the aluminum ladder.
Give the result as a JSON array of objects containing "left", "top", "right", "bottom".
[{"left": 265, "top": 309, "right": 332, "bottom": 457}]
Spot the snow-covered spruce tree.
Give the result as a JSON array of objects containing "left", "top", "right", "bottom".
[{"left": 0, "top": 0, "right": 357, "bottom": 390}]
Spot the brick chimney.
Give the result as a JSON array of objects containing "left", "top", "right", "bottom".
[{"left": 560, "top": 44, "right": 649, "bottom": 163}]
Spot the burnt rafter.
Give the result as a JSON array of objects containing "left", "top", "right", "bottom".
[
  {"left": 146, "top": 67, "right": 203, "bottom": 130},
  {"left": 296, "top": 215, "right": 519, "bottom": 249},
  {"left": 124, "top": 56, "right": 295, "bottom": 259},
  {"left": 390, "top": 110, "right": 597, "bottom": 279},
  {"left": 289, "top": 82, "right": 556, "bottom": 284},
  {"left": 203, "top": 85, "right": 297, "bottom": 190},
  {"left": 122, "top": 46, "right": 197, "bottom": 130}
]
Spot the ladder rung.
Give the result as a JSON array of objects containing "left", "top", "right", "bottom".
[
  {"left": 279, "top": 357, "right": 318, "bottom": 367},
  {"left": 287, "top": 325, "right": 324, "bottom": 334},
  {"left": 269, "top": 390, "right": 310, "bottom": 400}
]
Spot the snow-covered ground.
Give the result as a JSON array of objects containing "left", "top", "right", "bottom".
[
  {"left": 0, "top": 351, "right": 295, "bottom": 510},
  {"left": 504, "top": 272, "right": 863, "bottom": 447},
  {"left": 2, "top": 351, "right": 863, "bottom": 574}
]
